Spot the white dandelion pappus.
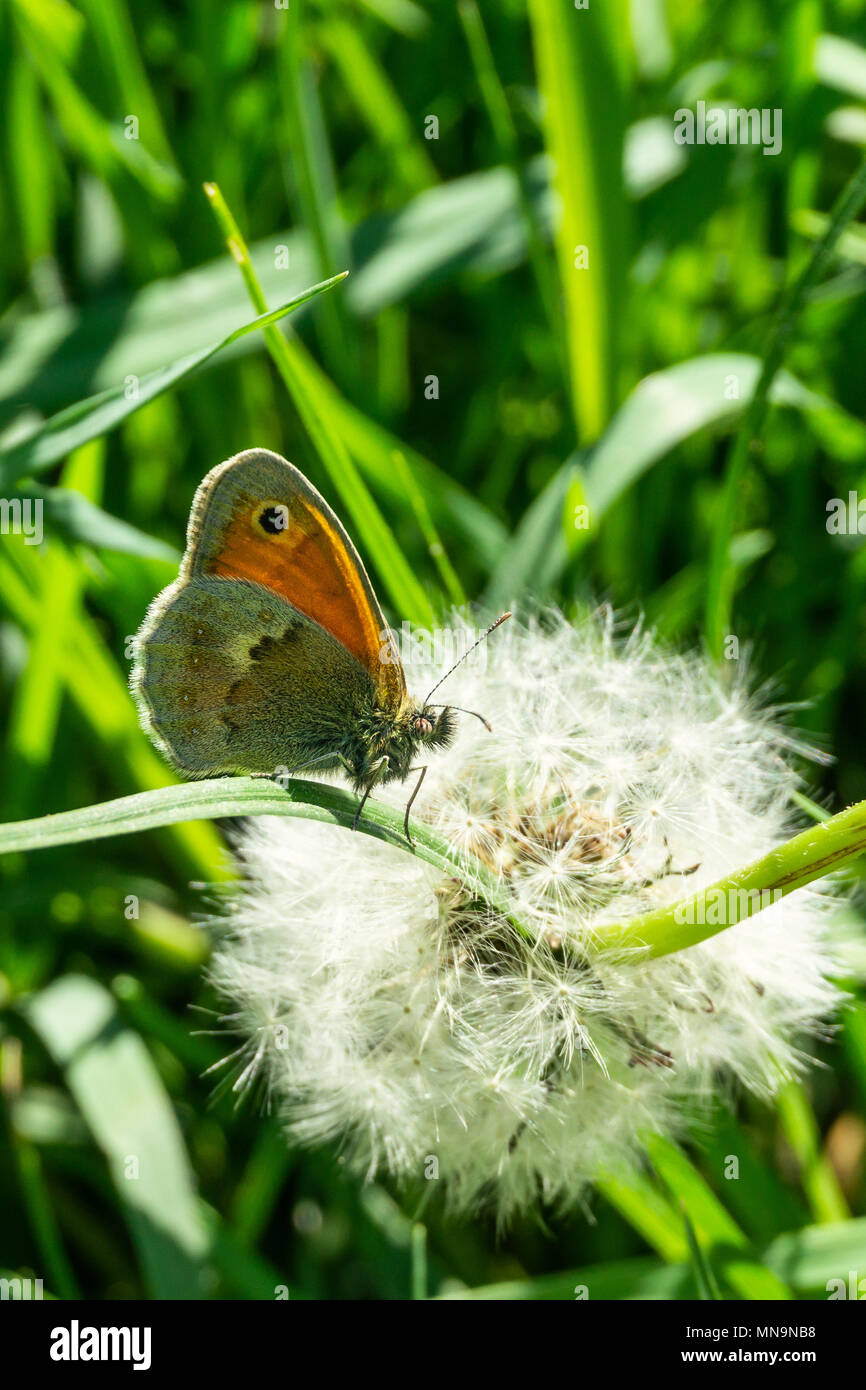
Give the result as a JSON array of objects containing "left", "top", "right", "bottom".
[{"left": 209, "top": 609, "right": 842, "bottom": 1218}]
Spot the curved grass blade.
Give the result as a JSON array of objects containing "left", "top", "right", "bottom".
[
  {"left": 681, "top": 1203, "right": 722, "bottom": 1300},
  {"left": 590, "top": 797, "right": 866, "bottom": 960},
  {"left": 204, "top": 182, "right": 435, "bottom": 627},
  {"left": 0, "top": 777, "right": 527, "bottom": 940},
  {"left": 776, "top": 1081, "right": 850, "bottom": 1225},
  {"left": 24, "top": 484, "right": 179, "bottom": 560},
  {"left": 0, "top": 277, "right": 348, "bottom": 489}
]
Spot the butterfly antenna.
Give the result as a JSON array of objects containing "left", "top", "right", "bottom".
[
  {"left": 427, "top": 704, "right": 493, "bottom": 732},
  {"left": 423, "top": 612, "right": 511, "bottom": 705}
]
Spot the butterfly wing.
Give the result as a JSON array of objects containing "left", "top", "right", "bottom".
[
  {"left": 132, "top": 575, "right": 375, "bottom": 777},
  {"left": 183, "top": 448, "right": 406, "bottom": 709}
]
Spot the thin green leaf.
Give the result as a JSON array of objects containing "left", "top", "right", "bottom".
[
  {"left": 483, "top": 458, "right": 579, "bottom": 612},
  {"left": 705, "top": 154, "right": 866, "bottom": 657},
  {"left": 437, "top": 1257, "right": 691, "bottom": 1301},
  {"left": 439, "top": 1217, "right": 866, "bottom": 1300},
  {"left": 0, "top": 776, "right": 530, "bottom": 941},
  {"left": 680, "top": 1202, "right": 722, "bottom": 1301},
  {"left": 590, "top": 797, "right": 866, "bottom": 960},
  {"left": 584, "top": 354, "right": 864, "bottom": 523},
  {"left": 22, "top": 975, "right": 212, "bottom": 1298},
  {"left": 277, "top": 11, "right": 358, "bottom": 386},
  {"left": 527, "top": 0, "right": 628, "bottom": 441},
  {"left": 204, "top": 182, "right": 436, "bottom": 627},
  {"left": 776, "top": 1081, "right": 850, "bottom": 1225},
  {"left": 765, "top": 1217, "right": 866, "bottom": 1293},
  {"left": 320, "top": 18, "right": 436, "bottom": 195},
  {"left": 392, "top": 450, "right": 466, "bottom": 607},
  {"left": 814, "top": 33, "right": 866, "bottom": 101},
  {"left": 0, "top": 278, "right": 348, "bottom": 488},
  {"left": 0, "top": 542, "right": 226, "bottom": 882},
  {"left": 647, "top": 1135, "right": 793, "bottom": 1300}
]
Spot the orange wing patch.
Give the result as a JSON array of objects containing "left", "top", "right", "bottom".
[{"left": 189, "top": 458, "right": 406, "bottom": 709}]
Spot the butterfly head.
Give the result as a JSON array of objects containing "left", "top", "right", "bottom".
[
  {"left": 410, "top": 703, "right": 456, "bottom": 749},
  {"left": 342, "top": 699, "right": 455, "bottom": 793}
]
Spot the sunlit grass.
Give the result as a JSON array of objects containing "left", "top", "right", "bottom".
[{"left": 0, "top": 0, "right": 864, "bottom": 1302}]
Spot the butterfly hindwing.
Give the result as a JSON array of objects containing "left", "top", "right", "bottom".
[{"left": 132, "top": 576, "right": 375, "bottom": 777}]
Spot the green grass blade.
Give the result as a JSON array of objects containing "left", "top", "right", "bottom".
[
  {"left": 0, "top": 543, "right": 226, "bottom": 883},
  {"left": 0, "top": 777, "right": 530, "bottom": 941},
  {"left": 0, "top": 161, "right": 553, "bottom": 418},
  {"left": 646, "top": 1135, "right": 793, "bottom": 1300},
  {"left": 321, "top": 17, "right": 436, "bottom": 195},
  {"left": 438, "top": 1257, "right": 691, "bottom": 1300},
  {"left": 230, "top": 1126, "right": 295, "bottom": 1250},
  {"left": 483, "top": 457, "right": 580, "bottom": 611},
  {"left": 76, "top": 0, "right": 176, "bottom": 169},
  {"left": 392, "top": 450, "right": 466, "bottom": 607},
  {"left": 301, "top": 370, "right": 508, "bottom": 568},
  {"left": 204, "top": 182, "right": 436, "bottom": 626},
  {"left": 680, "top": 1202, "right": 722, "bottom": 1300},
  {"left": 776, "top": 1081, "right": 850, "bottom": 1225},
  {"left": 439, "top": 1218, "right": 866, "bottom": 1299},
  {"left": 26, "top": 485, "right": 179, "bottom": 560},
  {"left": 2, "top": 449, "right": 93, "bottom": 821},
  {"left": 590, "top": 797, "right": 866, "bottom": 960},
  {"left": 704, "top": 153, "right": 866, "bottom": 658},
  {"left": 458, "top": 0, "right": 564, "bottom": 368},
  {"left": 0, "top": 278, "right": 348, "bottom": 487},
  {"left": 527, "top": 0, "right": 628, "bottom": 441},
  {"left": 410, "top": 1223, "right": 427, "bottom": 1301},
  {"left": 596, "top": 1168, "right": 688, "bottom": 1262},
  {"left": 10, "top": 1137, "right": 81, "bottom": 1298},
  {"left": 22, "top": 975, "right": 212, "bottom": 1298},
  {"left": 11, "top": 0, "right": 179, "bottom": 202},
  {"left": 583, "top": 355, "right": 861, "bottom": 525},
  {"left": 764, "top": 1217, "right": 866, "bottom": 1294},
  {"left": 7, "top": 45, "right": 55, "bottom": 274},
  {"left": 276, "top": 9, "right": 358, "bottom": 386}
]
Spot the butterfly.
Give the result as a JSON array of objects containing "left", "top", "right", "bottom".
[{"left": 131, "top": 448, "right": 506, "bottom": 838}]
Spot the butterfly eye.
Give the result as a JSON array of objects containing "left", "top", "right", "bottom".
[{"left": 256, "top": 503, "right": 290, "bottom": 535}]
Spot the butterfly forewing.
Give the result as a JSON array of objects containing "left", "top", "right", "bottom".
[{"left": 184, "top": 450, "right": 406, "bottom": 710}]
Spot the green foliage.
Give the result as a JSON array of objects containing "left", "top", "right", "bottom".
[{"left": 1, "top": 0, "right": 866, "bottom": 1301}]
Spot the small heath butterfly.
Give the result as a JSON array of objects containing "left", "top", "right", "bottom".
[{"left": 131, "top": 449, "right": 507, "bottom": 836}]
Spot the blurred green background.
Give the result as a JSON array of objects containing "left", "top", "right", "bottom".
[{"left": 2, "top": 0, "right": 866, "bottom": 1300}]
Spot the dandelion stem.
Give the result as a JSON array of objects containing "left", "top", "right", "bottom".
[
  {"left": 2, "top": 782, "right": 863, "bottom": 963},
  {"left": 591, "top": 799, "right": 866, "bottom": 960}
]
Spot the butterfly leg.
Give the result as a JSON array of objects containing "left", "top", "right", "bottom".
[
  {"left": 351, "top": 755, "right": 390, "bottom": 830},
  {"left": 353, "top": 784, "right": 373, "bottom": 831},
  {"left": 403, "top": 765, "right": 428, "bottom": 845}
]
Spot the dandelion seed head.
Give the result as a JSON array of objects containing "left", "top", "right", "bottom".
[{"left": 210, "top": 609, "right": 843, "bottom": 1218}]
